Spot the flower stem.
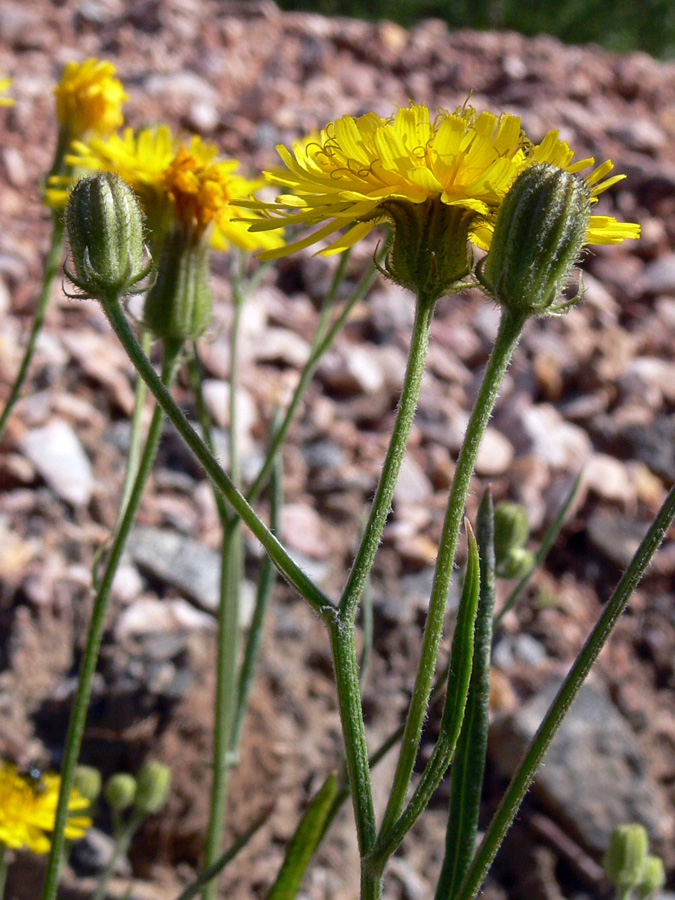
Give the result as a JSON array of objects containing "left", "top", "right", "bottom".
[
  {"left": 339, "top": 291, "right": 437, "bottom": 622},
  {"left": 0, "top": 215, "right": 65, "bottom": 441},
  {"left": 100, "top": 297, "right": 335, "bottom": 618},
  {"left": 0, "top": 841, "right": 8, "bottom": 900},
  {"left": 91, "top": 809, "right": 144, "bottom": 900},
  {"left": 202, "top": 291, "right": 244, "bottom": 900},
  {"left": 379, "top": 308, "right": 527, "bottom": 840},
  {"left": 328, "top": 615, "right": 377, "bottom": 859},
  {"left": 453, "top": 479, "right": 675, "bottom": 900},
  {"left": 40, "top": 341, "right": 182, "bottom": 900}
]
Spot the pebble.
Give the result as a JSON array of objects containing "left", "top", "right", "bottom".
[
  {"left": 129, "top": 526, "right": 220, "bottom": 613},
  {"left": 582, "top": 453, "right": 636, "bottom": 507},
  {"left": 115, "top": 597, "right": 215, "bottom": 640},
  {"left": 491, "top": 679, "right": 672, "bottom": 855},
  {"left": 281, "top": 503, "right": 329, "bottom": 559},
  {"left": 446, "top": 411, "right": 515, "bottom": 477},
  {"left": 517, "top": 404, "right": 593, "bottom": 470},
  {"left": 585, "top": 509, "right": 649, "bottom": 569},
  {"left": 19, "top": 418, "right": 94, "bottom": 507},
  {"left": 641, "top": 254, "right": 675, "bottom": 294}
]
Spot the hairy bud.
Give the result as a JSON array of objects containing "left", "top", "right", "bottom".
[
  {"left": 65, "top": 172, "right": 151, "bottom": 301},
  {"left": 478, "top": 164, "right": 590, "bottom": 317}
]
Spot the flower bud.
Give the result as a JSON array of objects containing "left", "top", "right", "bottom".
[
  {"left": 636, "top": 855, "right": 666, "bottom": 900},
  {"left": 498, "top": 546, "right": 535, "bottom": 580},
  {"left": 65, "top": 172, "right": 150, "bottom": 301},
  {"left": 104, "top": 772, "right": 137, "bottom": 813},
  {"left": 478, "top": 164, "right": 591, "bottom": 317},
  {"left": 142, "top": 224, "right": 212, "bottom": 340},
  {"left": 381, "top": 199, "right": 474, "bottom": 302},
  {"left": 494, "top": 502, "right": 530, "bottom": 560},
  {"left": 73, "top": 765, "right": 102, "bottom": 804},
  {"left": 134, "top": 760, "right": 171, "bottom": 815},
  {"left": 604, "top": 824, "right": 649, "bottom": 890}
]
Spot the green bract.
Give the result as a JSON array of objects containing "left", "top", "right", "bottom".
[
  {"left": 65, "top": 172, "right": 151, "bottom": 301},
  {"left": 379, "top": 200, "right": 475, "bottom": 302},
  {"left": 478, "top": 163, "right": 591, "bottom": 316}
]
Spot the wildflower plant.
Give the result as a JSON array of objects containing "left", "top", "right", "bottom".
[{"left": 7, "top": 80, "right": 670, "bottom": 900}]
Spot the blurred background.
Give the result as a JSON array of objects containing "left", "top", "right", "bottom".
[{"left": 275, "top": 0, "right": 675, "bottom": 58}]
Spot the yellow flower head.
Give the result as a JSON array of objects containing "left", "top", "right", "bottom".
[
  {"left": 242, "top": 101, "right": 639, "bottom": 263},
  {"left": 54, "top": 58, "right": 127, "bottom": 139},
  {"left": 49, "top": 125, "right": 284, "bottom": 253},
  {"left": 0, "top": 760, "right": 91, "bottom": 854},
  {"left": 0, "top": 77, "right": 13, "bottom": 107}
]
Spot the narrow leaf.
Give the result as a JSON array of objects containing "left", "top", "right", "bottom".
[
  {"left": 435, "top": 490, "right": 496, "bottom": 899},
  {"left": 266, "top": 774, "right": 339, "bottom": 900}
]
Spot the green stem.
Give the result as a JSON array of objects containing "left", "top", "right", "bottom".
[
  {"left": 379, "top": 308, "right": 527, "bottom": 839},
  {"left": 373, "top": 524, "right": 480, "bottom": 864},
  {"left": 453, "top": 480, "right": 675, "bottom": 900},
  {"left": 173, "top": 808, "right": 272, "bottom": 900},
  {"left": 91, "top": 809, "right": 144, "bottom": 900},
  {"left": 40, "top": 343, "right": 182, "bottom": 900},
  {"left": 339, "top": 291, "right": 437, "bottom": 622},
  {"left": 328, "top": 616, "right": 377, "bottom": 858},
  {"left": 435, "top": 492, "right": 496, "bottom": 899},
  {"left": 232, "top": 436, "right": 282, "bottom": 748},
  {"left": 0, "top": 215, "right": 65, "bottom": 441},
  {"left": 0, "top": 841, "right": 8, "bottom": 900},
  {"left": 118, "top": 329, "right": 153, "bottom": 520},
  {"left": 101, "top": 298, "right": 335, "bottom": 618},
  {"left": 246, "top": 256, "right": 377, "bottom": 506},
  {"left": 202, "top": 293, "right": 244, "bottom": 900}
]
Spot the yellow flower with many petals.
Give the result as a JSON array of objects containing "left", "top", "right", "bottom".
[
  {"left": 54, "top": 58, "right": 126, "bottom": 140},
  {"left": 48, "top": 125, "right": 283, "bottom": 253},
  {"left": 0, "top": 760, "right": 91, "bottom": 854},
  {"left": 0, "top": 77, "right": 13, "bottom": 107},
  {"left": 241, "top": 101, "right": 639, "bottom": 263}
]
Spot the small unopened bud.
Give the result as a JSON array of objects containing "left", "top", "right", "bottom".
[
  {"left": 494, "top": 502, "right": 529, "bottom": 559},
  {"left": 498, "top": 546, "right": 535, "bottom": 580},
  {"left": 104, "top": 772, "right": 137, "bottom": 813},
  {"left": 142, "top": 225, "right": 212, "bottom": 340},
  {"left": 636, "top": 855, "right": 666, "bottom": 900},
  {"left": 73, "top": 765, "right": 102, "bottom": 804},
  {"left": 65, "top": 172, "right": 151, "bottom": 301},
  {"left": 134, "top": 760, "right": 171, "bottom": 815},
  {"left": 604, "top": 824, "right": 649, "bottom": 891},
  {"left": 478, "top": 164, "right": 590, "bottom": 317}
]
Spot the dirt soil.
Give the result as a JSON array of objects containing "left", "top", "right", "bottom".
[{"left": 1, "top": 2, "right": 674, "bottom": 899}]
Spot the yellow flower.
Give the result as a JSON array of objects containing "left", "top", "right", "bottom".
[
  {"left": 0, "top": 760, "right": 91, "bottom": 854},
  {"left": 48, "top": 126, "right": 284, "bottom": 253},
  {"left": 242, "top": 101, "right": 639, "bottom": 261},
  {"left": 0, "top": 77, "right": 13, "bottom": 107},
  {"left": 54, "top": 58, "right": 127, "bottom": 139}
]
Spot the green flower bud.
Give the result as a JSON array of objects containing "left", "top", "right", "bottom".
[
  {"left": 65, "top": 172, "right": 151, "bottom": 301},
  {"left": 494, "top": 502, "right": 530, "bottom": 560},
  {"left": 497, "top": 546, "right": 535, "bottom": 580},
  {"left": 73, "top": 765, "right": 102, "bottom": 804},
  {"left": 478, "top": 164, "right": 591, "bottom": 317},
  {"left": 142, "top": 224, "right": 212, "bottom": 340},
  {"left": 636, "top": 855, "right": 666, "bottom": 900},
  {"left": 104, "top": 772, "right": 137, "bottom": 813},
  {"left": 134, "top": 760, "right": 171, "bottom": 815},
  {"left": 604, "top": 824, "right": 649, "bottom": 890},
  {"left": 380, "top": 199, "right": 474, "bottom": 302}
]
